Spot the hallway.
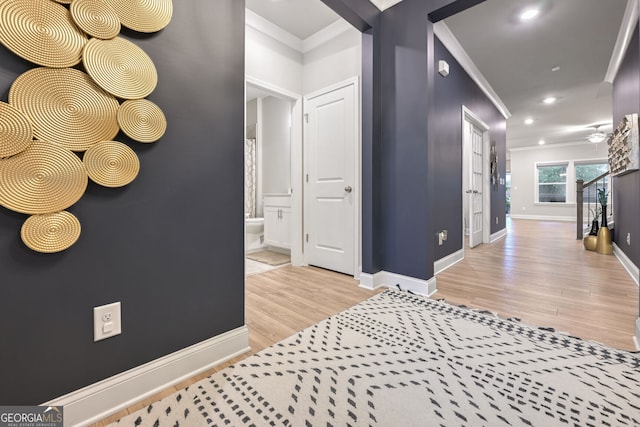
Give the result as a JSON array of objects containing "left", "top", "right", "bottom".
[{"left": 435, "top": 218, "right": 638, "bottom": 351}]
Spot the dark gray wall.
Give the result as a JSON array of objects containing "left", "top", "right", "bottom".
[
  {"left": 433, "top": 36, "right": 506, "bottom": 261},
  {"left": 0, "top": 0, "right": 245, "bottom": 404},
  {"left": 612, "top": 23, "right": 640, "bottom": 270},
  {"left": 323, "top": 0, "right": 505, "bottom": 280}
]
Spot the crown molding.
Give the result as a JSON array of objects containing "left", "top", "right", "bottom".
[
  {"left": 245, "top": 8, "right": 303, "bottom": 52},
  {"left": 605, "top": 0, "right": 638, "bottom": 83},
  {"left": 508, "top": 140, "right": 602, "bottom": 152},
  {"left": 368, "top": 0, "right": 404, "bottom": 11},
  {"left": 246, "top": 9, "right": 353, "bottom": 54},
  {"left": 303, "top": 19, "right": 353, "bottom": 53},
  {"left": 433, "top": 21, "right": 511, "bottom": 119}
]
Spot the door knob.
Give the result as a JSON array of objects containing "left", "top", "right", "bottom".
[{"left": 345, "top": 186, "right": 352, "bottom": 193}]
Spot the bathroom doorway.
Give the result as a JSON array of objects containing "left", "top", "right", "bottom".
[{"left": 244, "top": 78, "right": 303, "bottom": 274}]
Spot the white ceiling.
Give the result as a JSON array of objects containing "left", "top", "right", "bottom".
[
  {"left": 245, "top": 0, "right": 341, "bottom": 40},
  {"left": 246, "top": 0, "right": 630, "bottom": 149},
  {"left": 443, "top": 0, "right": 628, "bottom": 149}
]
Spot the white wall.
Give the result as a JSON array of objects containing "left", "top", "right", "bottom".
[
  {"left": 261, "top": 96, "right": 292, "bottom": 195},
  {"left": 303, "top": 27, "right": 362, "bottom": 95},
  {"left": 245, "top": 26, "right": 303, "bottom": 95},
  {"left": 510, "top": 142, "right": 609, "bottom": 221}
]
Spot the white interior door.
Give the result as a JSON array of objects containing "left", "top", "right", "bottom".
[
  {"left": 469, "top": 123, "right": 484, "bottom": 248},
  {"left": 304, "top": 83, "right": 355, "bottom": 275}
]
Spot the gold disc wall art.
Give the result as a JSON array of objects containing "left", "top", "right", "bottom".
[
  {"left": 84, "top": 141, "right": 140, "bottom": 187},
  {"left": 0, "top": 0, "right": 87, "bottom": 68},
  {"left": 0, "top": 141, "right": 88, "bottom": 215},
  {"left": 71, "top": 0, "right": 121, "bottom": 40},
  {"left": 0, "top": 101, "right": 33, "bottom": 158},
  {"left": 83, "top": 37, "right": 158, "bottom": 100},
  {"left": 102, "top": 0, "right": 173, "bottom": 33},
  {"left": 118, "top": 99, "right": 167, "bottom": 143},
  {"left": 9, "top": 67, "right": 120, "bottom": 152},
  {"left": 21, "top": 211, "right": 81, "bottom": 253}
]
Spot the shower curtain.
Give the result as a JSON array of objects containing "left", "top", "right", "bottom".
[{"left": 245, "top": 138, "right": 257, "bottom": 218}]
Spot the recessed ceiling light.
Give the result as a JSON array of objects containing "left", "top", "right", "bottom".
[
  {"left": 552, "top": 66, "right": 560, "bottom": 72},
  {"left": 520, "top": 8, "right": 539, "bottom": 21},
  {"left": 524, "top": 118, "right": 534, "bottom": 125},
  {"left": 542, "top": 96, "right": 557, "bottom": 105},
  {"left": 538, "top": 139, "right": 545, "bottom": 145}
]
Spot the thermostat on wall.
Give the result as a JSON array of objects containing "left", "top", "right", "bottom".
[{"left": 438, "top": 60, "right": 449, "bottom": 77}]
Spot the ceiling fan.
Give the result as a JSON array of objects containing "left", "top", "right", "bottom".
[{"left": 587, "top": 125, "right": 610, "bottom": 143}]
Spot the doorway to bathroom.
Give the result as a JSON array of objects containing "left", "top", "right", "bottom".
[{"left": 244, "top": 78, "right": 303, "bottom": 274}]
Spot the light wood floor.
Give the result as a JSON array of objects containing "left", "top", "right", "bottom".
[
  {"left": 92, "top": 218, "right": 638, "bottom": 425},
  {"left": 435, "top": 218, "right": 638, "bottom": 351}
]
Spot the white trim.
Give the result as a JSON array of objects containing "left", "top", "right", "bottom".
[
  {"left": 605, "top": 0, "right": 639, "bottom": 83},
  {"left": 434, "top": 22, "right": 511, "bottom": 119},
  {"left": 509, "top": 214, "right": 575, "bottom": 222},
  {"left": 490, "top": 227, "right": 507, "bottom": 243},
  {"left": 303, "top": 77, "right": 361, "bottom": 277},
  {"left": 634, "top": 318, "right": 640, "bottom": 351},
  {"left": 246, "top": 76, "right": 301, "bottom": 101},
  {"left": 359, "top": 271, "right": 437, "bottom": 297},
  {"left": 368, "top": 0, "right": 404, "bottom": 11},
  {"left": 434, "top": 249, "right": 464, "bottom": 274},
  {"left": 303, "top": 19, "right": 353, "bottom": 53},
  {"left": 359, "top": 271, "right": 386, "bottom": 290},
  {"left": 245, "top": 9, "right": 302, "bottom": 52},
  {"left": 509, "top": 140, "right": 605, "bottom": 152},
  {"left": 47, "top": 326, "right": 250, "bottom": 427},
  {"left": 613, "top": 243, "right": 640, "bottom": 286},
  {"left": 246, "top": 9, "right": 354, "bottom": 55}
]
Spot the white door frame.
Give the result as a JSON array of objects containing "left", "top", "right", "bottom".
[
  {"left": 303, "top": 77, "right": 360, "bottom": 278},
  {"left": 461, "top": 106, "right": 491, "bottom": 253},
  {"left": 245, "top": 76, "right": 304, "bottom": 267}
]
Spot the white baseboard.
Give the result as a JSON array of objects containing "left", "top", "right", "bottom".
[
  {"left": 509, "top": 214, "right": 575, "bottom": 222},
  {"left": 359, "top": 270, "right": 436, "bottom": 297},
  {"left": 359, "top": 271, "right": 386, "bottom": 290},
  {"left": 490, "top": 227, "right": 507, "bottom": 243},
  {"left": 613, "top": 243, "right": 640, "bottom": 286},
  {"left": 47, "top": 326, "right": 250, "bottom": 427},
  {"left": 434, "top": 249, "right": 464, "bottom": 275}
]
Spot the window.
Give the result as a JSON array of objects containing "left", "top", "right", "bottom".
[
  {"left": 576, "top": 162, "right": 609, "bottom": 204},
  {"left": 537, "top": 164, "right": 567, "bottom": 202}
]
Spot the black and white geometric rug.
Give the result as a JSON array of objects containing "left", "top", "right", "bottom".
[{"left": 111, "top": 289, "right": 640, "bottom": 427}]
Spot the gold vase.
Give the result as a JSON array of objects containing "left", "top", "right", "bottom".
[
  {"left": 596, "top": 226, "right": 613, "bottom": 255},
  {"left": 583, "top": 235, "right": 597, "bottom": 251}
]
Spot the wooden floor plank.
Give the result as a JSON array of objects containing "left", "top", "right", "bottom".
[{"left": 435, "top": 218, "right": 638, "bottom": 351}]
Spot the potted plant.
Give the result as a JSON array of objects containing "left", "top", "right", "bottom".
[{"left": 588, "top": 206, "right": 600, "bottom": 236}]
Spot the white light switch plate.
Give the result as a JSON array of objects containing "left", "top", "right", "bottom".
[{"left": 94, "top": 302, "right": 122, "bottom": 342}]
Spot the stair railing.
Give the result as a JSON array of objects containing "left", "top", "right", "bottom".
[{"left": 576, "top": 171, "right": 611, "bottom": 239}]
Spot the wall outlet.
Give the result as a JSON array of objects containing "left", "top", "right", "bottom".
[
  {"left": 437, "top": 230, "right": 448, "bottom": 246},
  {"left": 94, "top": 302, "right": 122, "bottom": 342},
  {"left": 627, "top": 233, "right": 631, "bottom": 246}
]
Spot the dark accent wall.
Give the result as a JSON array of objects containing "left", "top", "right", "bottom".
[
  {"left": 323, "top": 0, "right": 504, "bottom": 280},
  {"left": 0, "top": 0, "right": 245, "bottom": 404},
  {"left": 612, "top": 23, "right": 640, "bottom": 270},
  {"left": 433, "top": 36, "right": 506, "bottom": 261}
]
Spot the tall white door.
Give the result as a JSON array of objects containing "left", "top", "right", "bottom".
[
  {"left": 469, "top": 123, "right": 484, "bottom": 248},
  {"left": 304, "top": 83, "right": 356, "bottom": 275}
]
